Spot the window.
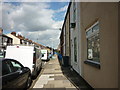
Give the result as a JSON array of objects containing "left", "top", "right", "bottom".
[
  {"left": 10, "top": 61, "right": 23, "bottom": 72},
  {"left": 86, "top": 22, "right": 100, "bottom": 63},
  {"left": 74, "top": 37, "right": 77, "bottom": 62},
  {"left": 2, "top": 61, "right": 11, "bottom": 75},
  {"left": 73, "top": 2, "right": 76, "bottom": 23}
]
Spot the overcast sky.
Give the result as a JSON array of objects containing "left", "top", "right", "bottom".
[{"left": 0, "top": 1, "right": 69, "bottom": 49}]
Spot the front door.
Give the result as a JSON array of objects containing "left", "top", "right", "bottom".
[{"left": 72, "top": 37, "right": 79, "bottom": 73}]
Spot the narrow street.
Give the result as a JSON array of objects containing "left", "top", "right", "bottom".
[
  {"left": 0, "top": 1, "right": 119, "bottom": 89},
  {"left": 31, "top": 55, "right": 77, "bottom": 89}
]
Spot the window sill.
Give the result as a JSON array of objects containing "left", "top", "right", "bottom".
[{"left": 84, "top": 60, "right": 100, "bottom": 69}]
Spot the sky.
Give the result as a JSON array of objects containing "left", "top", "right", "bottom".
[{"left": 0, "top": 1, "right": 69, "bottom": 49}]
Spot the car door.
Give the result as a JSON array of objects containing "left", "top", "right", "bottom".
[
  {"left": 2, "top": 60, "right": 18, "bottom": 88},
  {"left": 2, "top": 60, "right": 28, "bottom": 88},
  {"left": 8, "top": 60, "right": 29, "bottom": 88}
]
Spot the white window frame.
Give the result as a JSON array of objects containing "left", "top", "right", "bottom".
[{"left": 86, "top": 21, "right": 100, "bottom": 63}]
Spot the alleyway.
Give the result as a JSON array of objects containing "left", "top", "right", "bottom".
[{"left": 32, "top": 55, "right": 77, "bottom": 89}]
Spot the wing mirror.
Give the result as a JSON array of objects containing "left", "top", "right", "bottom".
[
  {"left": 22, "top": 67, "right": 30, "bottom": 72},
  {"left": 18, "top": 67, "right": 30, "bottom": 74},
  {"left": 18, "top": 69, "right": 23, "bottom": 74}
]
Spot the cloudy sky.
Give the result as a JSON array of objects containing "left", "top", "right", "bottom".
[{"left": 0, "top": 1, "right": 69, "bottom": 49}]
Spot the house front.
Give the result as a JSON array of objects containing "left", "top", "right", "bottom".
[
  {"left": 60, "top": 1, "right": 118, "bottom": 88},
  {"left": 7, "top": 32, "right": 21, "bottom": 45},
  {"left": 80, "top": 2, "right": 118, "bottom": 88},
  {"left": 0, "top": 28, "right": 13, "bottom": 57},
  {"left": 69, "top": 2, "right": 82, "bottom": 75},
  {"left": 0, "top": 28, "right": 13, "bottom": 49}
]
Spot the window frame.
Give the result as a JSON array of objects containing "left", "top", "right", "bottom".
[
  {"left": 74, "top": 37, "right": 77, "bottom": 63},
  {"left": 2, "top": 61, "right": 12, "bottom": 76},
  {"left": 84, "top": 21, "right": 100, "bottom": 69},
  {"left": 73, "top": 2, "right": 76, "bottom": 24},
  {"left": 6, "top": 59, "right": 23, "bottom": 73}
]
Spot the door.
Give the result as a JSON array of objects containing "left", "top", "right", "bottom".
[
  {"left": 8, "top": 60, "right": 28, "bottom": 88},
  {"left": 2, "top": 60, "right": 27, "bottom": 88},
  {"left": 72, "top": 37, "right": 79, "bottom": 73},
  {"left": 2, "top": 60, "right": 19, "bottom": 88}
]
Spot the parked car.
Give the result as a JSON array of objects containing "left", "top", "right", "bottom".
[
  {"left": 48, "top": 53, "right": 52, "bottom": 60},
  {"left": 0, "top": 58, "right": 32, "bottom": 89},
  {"left": 5, "top": 45, "right": 42, "bottom": 78},
  {"left": 41, "top": 49, "right": 48, "bottom": 61}
]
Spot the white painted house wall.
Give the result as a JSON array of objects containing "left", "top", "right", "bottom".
[
  {"left": 70, "top": 2, "right": 82, "bottom": 75},
  {"left": 7, "top": 34, "right": 20, "bottom": 45},
  {"left": 63, "top": 26, "right": 66, "bottom": 56},
  {"left": 70, "top": 2, "right": 74, "bottom": 71},
  {"left": 76, "top": 2, "right": 82, "bottom": 76}
]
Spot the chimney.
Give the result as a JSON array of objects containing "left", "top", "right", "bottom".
[
  {"left": 17, "top": 34, "right": 21, "bottom": 38},
  {"left": 0, "top": 28, "right": 3, "bottom": 35},
  {"left": 11, "top": 32, "right": 16, "bottom": 36}
]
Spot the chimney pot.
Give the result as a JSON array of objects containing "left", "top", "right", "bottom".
[{"left": 11, "top": 32, "right": 16, "bottom": 36}]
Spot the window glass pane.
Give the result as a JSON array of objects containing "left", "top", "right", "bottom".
[
  {"left": 74, "top": 37, "right": 77, "bottom": 62},
  {"left": 92, "top": 35, "right": 100, "bottom": 62},
  {"left": 2, "top": 61, "right": 11, "bottom": 75},
  {"left": 86, "top": 29, "right": 92, "bottom": 36},
  {"left": 73, "top": 2, "right": 76, "bottom": 10},
  {"left": 11, "top": 61, "right": 22, "bottom": 68},
  {"left": 73, "top": 2, "right": 76, "bottom": 22},
  {"left": 10, "top": 61, "right": 22, "bottom": 72},
  {"left": 93, "top": 24, "right": 99, "bottom": 32},
  {"left": 87, "top": 38, "right": 93, "bottom": 59},
  {"left": 86, "top": 22, "right": 100, "bottom": 63}
]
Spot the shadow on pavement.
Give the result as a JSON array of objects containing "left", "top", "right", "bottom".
[{"left": 57, "top": 55, "right": 94, "bottom": 90}]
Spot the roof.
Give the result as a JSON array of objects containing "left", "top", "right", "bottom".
[
  {"left": 7, "top": 32, "right": 48, "bottom": 49},
  {"left": 16, "top": 35, "right": 25, "bottom": 40},
  {"left": 60, "top": 2, "right": 71, "bottom": 39},
  {"left": 0, "top": 34, "right": 13, "bottom": 40},
  {"left": 33, "top": 42, "right": 47, "bottom": 48}
]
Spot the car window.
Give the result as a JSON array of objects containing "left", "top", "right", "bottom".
[
  {"left": 9, "top": 61, "right": 23, "bottom": 72},
  {"left": 2, "top": 61, "right": 11, "bottom": 76},
  {"left": 0, "top": 50, "right": 4, "bottom": 58},
  {"left": 11, "top": 61, "right": 22, "bottom": 68}
]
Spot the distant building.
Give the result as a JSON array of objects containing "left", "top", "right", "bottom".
[
  {"left": 0, "top": 28, "right": 13, "bottom": 58},
  {"left": 57, "top": 44, "right": 60, "bottom": 51},
  {"left": 33, "top": 42, "right": 46, "bottom": 49},
  {"left": 0, "top": 28, "right": 13, "bottom": 50},
  {"left": 60, "top": 27, "right": 65, "bottom": 56},
  {"left": 7, "top": 32, "right": 21, "bottom": 45},
  {"left": 60, "top": 2, "right": 71, "bottom": 66},
  {"left": 6, "top": 32, "right": 34, "bottom": 46}
]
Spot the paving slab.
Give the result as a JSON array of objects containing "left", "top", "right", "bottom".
[
  {"left": 43, "top": 84, "right": 54, "bottom": 88},
  {"left": 33, "top": 55, "right": 77, "bottom": 89}
]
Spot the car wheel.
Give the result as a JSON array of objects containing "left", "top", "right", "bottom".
[
  {"left": 26, "top": 75, "right": 32, "bottom": 89},
  {"left": 32, "top": 68, "right": 38, "bottom": 79}
]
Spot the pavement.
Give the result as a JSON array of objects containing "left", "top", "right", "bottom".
[
  {"left": 33, "top": 54, "right": 77, "bottom": 89},
  {"left": 32, "top": 54, "right": 93, "bottom": 90}
]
